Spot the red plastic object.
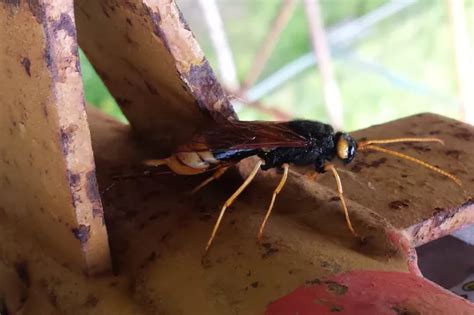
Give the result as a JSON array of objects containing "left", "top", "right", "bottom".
[{"left": 266, "top": 270, "right": 474, "bottom": 315}]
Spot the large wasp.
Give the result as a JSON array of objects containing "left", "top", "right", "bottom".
[{"left": 144, "top": 119, "right": 461, "bottom": 253}]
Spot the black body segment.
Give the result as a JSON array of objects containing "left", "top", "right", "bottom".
[
  {"left": 259, "top": 120, "right": 337, "bottom": 172},
  {"left": 208, "top": 120, "right": 342, "bottom": 173}
]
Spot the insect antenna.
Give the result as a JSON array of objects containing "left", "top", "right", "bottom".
[
  {"left": 358, "top": 137, "right": 444, "bottom": 146},
  {"left": 359, "top": 144, "right": 462, "bottom": 186}
]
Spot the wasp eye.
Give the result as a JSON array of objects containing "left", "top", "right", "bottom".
[{"left": 337, "top": 138, "right": 349, "bottom": 160}]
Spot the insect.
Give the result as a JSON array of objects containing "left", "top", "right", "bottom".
[{"left": 144, "top": 119, "right": 461, "bottom": 253}]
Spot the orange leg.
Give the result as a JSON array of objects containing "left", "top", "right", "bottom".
[
  {"left": 325, "top": 163, "right": 358, "bottom": 237},
  {"left": 205, "top": 160, "right": 263, "bottom": 253},
  {"left": 257, "top": 163, "right": 289, "bottom": 242},
  {"left": 191, "top": 166, "right": 229, "bottom": 194}
]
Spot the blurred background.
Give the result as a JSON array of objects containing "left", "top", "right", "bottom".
[{"left": 80, "top": 0, "right": 474, "bottom": 132}]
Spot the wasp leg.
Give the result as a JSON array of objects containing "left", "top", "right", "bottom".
[
  {"left": 191, "top": 166, "right": 230, "bottom": 194},
  {"left": 257, "top": 163, "right": 289, "bottom": 242},
  {"left": 325, "top": 163, "right": 358, "bottom": 237},
  {"left": 205, "top": 160, "right": 263, "bottom": 253}
]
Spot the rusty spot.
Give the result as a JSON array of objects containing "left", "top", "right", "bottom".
[
  {"left": 161, "top": 232, "right": 171, "bottom": 242},
  {"left": 410, "top": 145, "right": 431, "bottom": 152},
  {"left": 453, "top": 131, "right": 472, "bottom": 141},
  {"left": 262, "top": 243, "right": 279, "bottom": 259},
  {"left": 43, "top": 103, "right": 48, "bottom": 117},
  {"left": 330, "top": 305, "right": 343, "bottom": 312},
  {"left": 432, "top": 207, "right": 444, "bottom": 214},
  {"left": 445, "top": 149, "right": 462, "bottom": 159},
  {"left": 325, "top": 280, "right": 348, "bottom": 296},
  {"left": 115, "top": 98, "right": 132, "bottom": 109},
  {"left": 143, "top": 4, "right": 172, "bottom": 53},
  {"left": 305, "top": 278, "right": 321, "bottom": 285},
  {"left": 3, "top": 0, "right": 20, "bottom": 6},
  {"left": 44, "top": 46, "right": 54, "bottom": 73},
  {"left": 126, "top": 17, "right": 133, "bottom": 26},
  {"left": 124, "top": 33, "right": 137, "bottom": 45},
  {"left": 67, "top": 171, "right": 81, "bottom": 188},
  {"left": 48, "top": 289, "right": 58, "bottom": 307},
  {"left": 92, "top": 207, "right": 103, "bottom": 218},
  {"left": 72, "top": 224, "right": 91, "bottom": 244},
  {"left": 148, "top": 251, "right": 157, "bottom": 262},
  {"left": 84, "top": 294, "right": 98, "bottom": 307},
  {"left": 3, "top": 175, "right": 11, "bottom": 186},
  {"left": 177, "top": 6, "right": 192, "bottom": 32},
  {"left": 350, "top": 163, "right": 362, "bottom": 173},
  {"left": 412, "top": 223, "right": 422, "bottom": 238},
  {"left": 367, "top": 157, "right": 387, "bottom": 168},
  {"left": 201, "top": 257, "right": 212, "bottom": 269},
  {"left": 144, "top": 80, "right": 159, "bottom": 95},
  {"left": 389, "top": 200, "right": 410, "bottom": 210},
  {"left": 391, "top": 305, "right": 421, "bottom": 315},
  {"left": 85, "top": 170, "right": 101, "bottom": 204},
  {"left": 27, "top": 0, "right": 45, "bottom": 24},
  {"left": 460, "top": 198, "right": 474, "bottom": 208},
  {"left": 52, "top": 13, "right": 76, "bottom": 38},
  {"left": 351, "top": 157, "right": 387, "bottom": 173},
  {"left": 186, "top": 62, "right": 235, "bottom": 120},
  {"left": 14, "top": 261, "right": 30, "bottom": 287},
  {"left": 101, "top": 4, "right": 111, "bottom": 18},
  {"left": 20, "top": 57, "right": 31, "bottom": 76},
  {"left": 59, "top": 124, "right": 78, "bottom": 155},
  {"left": 433, "top": 209, "right": 456, "bottom": 227}
]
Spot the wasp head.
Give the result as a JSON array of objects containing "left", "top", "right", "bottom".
[{"left": 334, "top": 132, "right": 357, "bottom": 164}]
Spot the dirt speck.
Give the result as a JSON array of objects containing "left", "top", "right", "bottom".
[
  {"left": 330, "top": 305, "right": 343, "bottom": 312},
  {"left": 325, "top": 280, "right": 348, "bottom": 296},
  {"left": 453, "top": 132, "right": 472, "bottom": 141},
  {"left": 388, "top": 200, "right": 410, "bottom": 210},
  {"left": 445, "top": 149, "right": 462, "bottom": 159},
  {"left": 20, "top": 57, "right": 31, "bottom": 76}
]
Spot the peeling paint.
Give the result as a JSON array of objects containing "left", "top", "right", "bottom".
[{"left": 72, "top": 224, "right": 91, "bottom": 244}]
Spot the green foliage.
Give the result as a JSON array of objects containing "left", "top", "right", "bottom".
[{"left": 79, "top": 50, "right": 127, "bottom": 123}]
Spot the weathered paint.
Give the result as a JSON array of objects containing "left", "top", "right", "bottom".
[{"left": 0, "top": 0, "right": 110, "bottom": 274}]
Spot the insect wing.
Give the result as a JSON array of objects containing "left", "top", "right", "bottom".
[{"left": 178, "top": 121, "right": 308, "bottom": 152}]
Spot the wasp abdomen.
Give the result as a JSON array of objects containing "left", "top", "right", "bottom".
[{"left": 154, "top": 150, "right": 219, "bottom": 175}]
